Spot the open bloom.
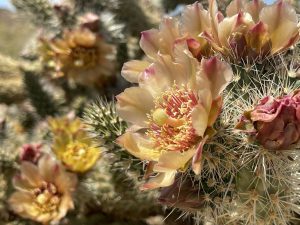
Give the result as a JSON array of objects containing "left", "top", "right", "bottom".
[
  {"left": 236, "top": 90, "right": 300, "bottom": 150},
  {"left": 8, "top": 154, "right": 77, "bottom": 224},
  {"left": 203, "top": 0, "right": 300, "bottom": 60},
  {"left": 48, "top": 117, "right": 100, "bottom": 173},
  {"left": 117, "top": 42, "right": 232, "bottom": 190},
  {"left": 40, "top": 28, "right": 115, "bottom": 87}
]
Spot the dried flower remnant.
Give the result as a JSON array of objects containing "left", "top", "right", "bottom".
[
  {"left": 117, "top": 40, "right": 232, "bottom": 190},
  {"left": 236, "top": 90, "right": 300, "bottom": 150},
  {"left": 40, "top": 28, "right": 115, "bottom": 87},
  {"left": 8, "top": 154, "right": 77, "bottom": 224},
  {"left": 48, "top": 116, "right": 101, "bottom": 173}
]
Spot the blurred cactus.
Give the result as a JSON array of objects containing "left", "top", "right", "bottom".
[
  {"left": 0, "top": 54, "right": 25, "bottom": 104},
  {"left": 83, "top": 98, "right": 126, "bottom": 145},
  {"left": 106, "top": 0, "right": 152, "bottom": 38},
  {"left": 23, "top": 70, "right": 58, "bottom": 118},
  {"left": 11, "top": 0, "right": 56, "bottom": 28},
  {"left": 82, "top": 97, "right": 162, "bottom": 221}
]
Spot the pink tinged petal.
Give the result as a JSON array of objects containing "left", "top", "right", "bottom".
[
  {"left": 154, "top": 149, "right": 196, "bottom": 172},
  {"left": 245, "top": 0, "right": 265, "bottom": 22},
  {"left": 140, "top": 54, "right": 183, "bottom": 96},
  {"left": 140, "top": 29, "right": 160, "bottom": 60},
  {"left": 173, "top": 41, "right": 199, "bottom": 87},
  {"left": 159, "top": 17, "right": 181, "bottom": 54},
  {"left": 197, "top": 88, "right": 213, "bottom": 113},
  {"left": 201, "top": 57, "right": 233, "bottom": 100},
  {"left": 116, "top": 87, "right": 154, "bottom": 127},
  {"left": 208, "top": 96, "right": 223, "bottom": 126},
  {"left": 38, "top": 154, "right": 58, "bottom": 183},
  {"left": 55, "top": 171, "right": 77, "bottom": 193},
  {"left": 217, "top": 12, "right": 224, "bottom": 23},
  {"left": 208, "top": 0, "right": 221, "bottom": 45},
  {"left": 182, "top": 2, "right": 211, "bottom": 40},
  {"left": 226, "top": 0, "right": 246, "bottom": 17},
  {"left": 13, "top": 175, "right": 35, "bottom": 191},
  {"left": 121, "top": 60, "right": 151, "bottom": 83},
  {"left": 141, "top": 170, "right": 177, "bottom": 190},
  {"left": 186, "top": 38, "right": 201, "bottom": 57},
  {"left": 259, "top": 1, "right": 299, "bottom": 53},
  {"left": 217, "top": 15, "right": 238, "bottom": 49},
  {"left": 20, "top": 162, "right": 43, "bottom": 187},
  {"left": 117, "top": 132, "right": 160, "bottom": 161},
  {"left": 191, "top": 104, "right": 209, "bottom": 137},
  {"left": 248, "top": 21, "right": 269, "bottom": 52},
  {"left": 192, "top": 136, "right": 208, "bottom": 175}
]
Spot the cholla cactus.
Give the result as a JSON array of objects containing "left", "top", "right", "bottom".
[
  {"left": 113, "top": 0, "right": 300, "bottom": 225},
  {"left": 11, "top": 0, "right": 56, "bottom": 28}
]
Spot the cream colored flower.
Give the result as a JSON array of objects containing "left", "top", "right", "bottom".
[
  {"left": 8, "top": 154, "right": 77, "bottom": 224},
  {"left": 203, "top": 0, "right": 300, "bottom": 59},
  {"left": 117, "top": 42, "right": 233, "bottom": 190},
  {"left": 48, "top": 117, "right": 101, "bottom": 173},
  {"left": 41, "top": 28, "right": 115, "bottom": 87}
]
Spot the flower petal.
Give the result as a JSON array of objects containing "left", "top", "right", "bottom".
[
  {"left": 8, "top": 191, "right": 33, "bottom": 213},
  {"left": 121, "top": 60, "right": 151, "bottom": 83},
  {"left": 141, "top": 170, "right": 177, "bottom": 190},
  {"left": 201, "top": 57, "right": 233, "bottom": 100},
  {"left": 182, "top": 2, "right": 210, "bottom": 42},
  {"left": 117, "top": 132, "right": 160, "bottom": 161},
  {"left": 139, "top": 54, "right": 183, "bottom": 96},
  {"left": 38, "top": 154, "right": 58, "bottom": 183},
  {"left": 226, "top": 0, "right": 246, "bottom": 17},
  {"left": 20, "top": 162, "right": 42, "bottom": 187},
  {"left": 260, "top": 1, "right": 299, "bottom": 53},
  {"left": 140, "top": 29, "right": 160, "bottom": 60},
  {"left": 245, "top": 0, "right": 265, "bottom": 22},
  {"left": 192, "top": 136, "right": 208, "bottom": 175},
  {"left": 154, "top": 148, "right": 196, "bottom": 172},
  {"left": 191, "top": 104, "right": 209, "bottom": 137},
  {"left": 208, "top": 96, "right": 223, "bottom": 126},
  {"left": 116, "top": 87, "right": 154, "bottom": 127}
]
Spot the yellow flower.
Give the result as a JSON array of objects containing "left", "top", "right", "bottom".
[
  {"left": 117, "top": 41, "right": 233, "bottom": 190},
  {"left": 8, "top": 154, "right": 77, "bottom": 224},
  {"left": 203, "top": 0, "right": 300, "bottom": 59},
  {"left": 48, "top": 117, "right": 100, "bottom": 173},
  {"left": 41, "top": 28, "right": 115, "bottom": 87}
]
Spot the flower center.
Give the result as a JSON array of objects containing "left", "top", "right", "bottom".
[
  {"left": 147, "top": 84, "right": 199, "bottom": 152},
  {"left": 71, "top": 46, "right": 98, "bottom": 68},
  {"left": 64, "top": 142, "right": 88, "bottom": 159},
  {"left": 33, "top": 182, "right": 61, "bottom": 214}
]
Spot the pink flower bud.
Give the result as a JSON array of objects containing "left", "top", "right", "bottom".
[{"left": 19, "top": 143, "right": 42, "bottom": 164}]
